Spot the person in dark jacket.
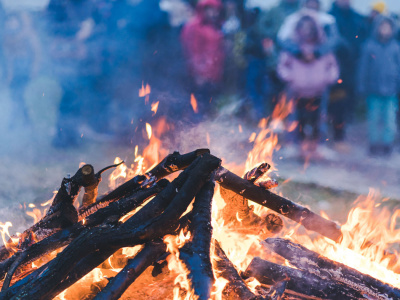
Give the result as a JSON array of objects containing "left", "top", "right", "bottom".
[
  {"left": 258, "top": 0, "right": 300, "bottom": 42},
  {"left": 366, "top": 1, "right": 387, "bottom": 36},
  {"left": 47, "top": 0, "right": 93, "bottom": 148},
  {"left": 358, "top": 16, "right": 400, "bottom": 156},
  {"left": 328, "top": 0, "right": 368, "bottom": 150},
  {"left": 244, "top": 8, "right": 278, "bottom": 120}
]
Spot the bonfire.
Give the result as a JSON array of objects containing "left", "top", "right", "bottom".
[{"left": 0, "top": 97, "right": 399, "bottom": 300}]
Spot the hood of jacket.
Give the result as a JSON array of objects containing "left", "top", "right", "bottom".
[
  {"left": 292, "top": 10, "right": 326, "bottom": 46},
  {"left": 371, "top": 15, "right": 397, "bottom": 42},
  {"left": 195, "top": 0, "right": 222, "bottom": 23}
]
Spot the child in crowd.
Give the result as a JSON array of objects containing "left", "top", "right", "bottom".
[
  {"left": 278, "top": 13, "right": 339, "bottom": 158},
  {"left": 181, "top": 0, "right": 225, "bottom": 121},
  {"left": 358, "top": 16, "right": 400, "bottom": 156}
]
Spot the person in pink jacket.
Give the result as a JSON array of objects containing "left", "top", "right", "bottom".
[
  {"left": 278, "top": 12, "right": 339, "bottom": 157},
  {"left": 181, "top": 0, "right": 224, "bottom": 122}
]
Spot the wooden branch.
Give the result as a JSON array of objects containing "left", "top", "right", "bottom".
[
  {"left": 81, "top": 164, "right": 100, "bottom": 207},
  {"left": 2, "top": 154, "right": 220, "bottom": 299},
  {"left": 243, "top": 257, "right": 364, "bottom": 299},
  {"left": 243, "top": 163, "right": 271, "bottom": 182},
  {"left": 215, "top": 166, "right": 343, "bottom": 242},
  {"left": 94, "top": 240, "right": 166, "bottom": 300},
  {"left": 220, "top": 163, "right": 277, "bottom": 229},
  {"left": 59, "top": 213, "right": 195, "bottom": 299},
  {"left": 0, "top": 182, "right": 165, "bottom": 284},
  {"left": 264, "top": 238, "right": 400, "bottom": 300},
  {"left": 0, "top": 150, "right": 208, "bottom": 265},
  {"left": 267, "top": 278, "right": 288, "bottom": 300},
  {"left": 180, "top": 179, "right": 215, "bottom": 300},
  {"left": 46, "top": 164, "right": 97, "bottom": 219},
  {"left": 0, "top": 165, "right": 93, "bottom": 262},
  {"left": 212, "top": 240, "right": 262, "bottom": 300},
  {"left": 86, "top": 149, "right": 210, "bottom": 214},
  {"left": 17, "top": 215, "right": 194, "bottom": 300}
]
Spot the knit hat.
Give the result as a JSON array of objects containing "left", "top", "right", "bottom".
[{"left": 372, "top": 1, "right": 386, "bottom": 14}]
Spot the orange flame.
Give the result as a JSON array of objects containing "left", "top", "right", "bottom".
[
  {"left": 146, "top": 123, "right": 152, "bottom": 140},
  {"left": 286, "top": 189, "right": 400, "bottom": 287},
  {"left": 190, "top": 94, "right": 198, "bottom": 114},
  {"left": 139, "top": 82, "right": 151, "bottom": 97},
  {"left": 164, "top": 230, "right": 193, "bottom": 300},
  {"left": 151, "top": 101, "right": 159, "bottom": 116},
  {"left": 108, "top": 157, "right": 127, "bottom": 190}
]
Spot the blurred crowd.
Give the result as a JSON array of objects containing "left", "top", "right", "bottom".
[{"left": 2, "top": 0, "right": 400, "bottom": 158}]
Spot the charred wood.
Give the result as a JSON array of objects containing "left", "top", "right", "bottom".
[
  {"left": 94, "top": 240, "right": 166, "bottom": 300},
  {"left": 243, "top": 163, "right": 271, "bottom": 182},
  {"left": 243, "top": 257, "right": 364, "bottom": 300},
  {"left": 81, "top": 162, "right": 125, "bottom": 207},
  {"left": 212, "top": 240, "right": 263, "bottom": 300},
  {"left": 2, "top": 154, "right": 220, "bottom": 299},
  {"left": 267, "top": 278, "right": 289, "bottom": 300},
  {"left": 22, "top": 213, "right": 193, "bottom": 300},
  {"left": 264, "top": 238, "right": 400, "bottom": 300},
  {"left": 0, "top": 182, "right": 166, "bottom": 284},
  {"left": 215, "top": 166, "right": 342, "bottom": 242},
  {"left": 0, "top": 163, "right": 121, "bottom": 262},
  {"left": 220, "top": 163, "right": 282, "bottom": 235},
  {"left": 88, "top": 149, "right": 210, "bottom": 213},
  {"left": 180, "top": 179, "right": 215, "bottom": 300}
]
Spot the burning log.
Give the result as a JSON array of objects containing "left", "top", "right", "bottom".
[
  {"left": 266, "top": 278, "right": 289, "bottom": 300},
  {"left": 220, "top": 163, "right": 283, "bottom": 235},
  {"left": 1, "top": 153, "right": 220, "bottom": 299},
  {"left": 243, "top": 257, "right": 364, "bottom": 299},
  {"left": 0, "top": 181, "right": 167, "bottom": 285},
  {"left": 212, "top": 240, "right": 262, "bottom": 300},
  {"left": 90, "top": 149, "right": 210, "bottom": 210},
  {"left": 0, "top": 154, "right": 208, "bottom": 289},
  {"left": 94, "top": 240, "right": 166, "bottom": 300},
  {"left": 0, "top": 162, "right": 124, "bottom": 263},
  {"left": 263, "top": 238, "right": 400, "bottom": 300},
  {"left": 180, "top": 179, "right": 215, "bottom": 300},
  {"left": 81, "top": 162, "right": 125, "bottom": 207},
  {"left": 215, "top": 166, "right": 343, "bottom": 242},
  {"left": 0, "top": 150, "right": 209, "bottom": 275},
  {"left": 243, "top": 163, "right": 271, "bottom": 182},
  {"left": 1, "top": 149, "right": 397, "bottom": 300}
]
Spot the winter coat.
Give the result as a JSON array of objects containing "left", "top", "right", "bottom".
[
  {"left": 329, "top": 3, "right": 368, "bottom": 90},
  {"left": 358, "top": 16, "right": 400, "bottom": 97},
  {"left": 278, "top": 9, "right": 340, "bottom": 57},
  {"left": 181, "top": 0, "right": 225, "bottom": 84},
  {"left": 277, "top": 13, "right": 339, "bottom": 99},
  {"left": 278, "top": 52, "right": 339, "bottom": 99}
]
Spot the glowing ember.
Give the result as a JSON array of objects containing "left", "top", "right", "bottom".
[
  {"left": 190, "top": 94, "right": 198, "bottom": 113},
  {"left": 151, "top": 101, "right": 160, "bottom": 116},
  {"left": 139, "top": 82, "right": 151, "bottom": 97},
  {"left": 146, "top": 123, "right": 152, "bottom": 140}
]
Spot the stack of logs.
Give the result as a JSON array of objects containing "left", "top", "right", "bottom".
[{"left": 0, "top": 149, "right": 398, "bottom": 299}]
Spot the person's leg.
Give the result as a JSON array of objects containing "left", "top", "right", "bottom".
[
  {"left": 246, "top": 58, "right": 265, "bottom": 119},
  {"left": 382, "top": 96, "right": 398, "bottom": 152},
  {"left": 319, "top": 90, "right": 329, "bottom": 141},
  {"left": 308, "top": 97, "right": 321, "bottom": 141},
  {"left": 296, "top": 98, "right": 307, "bottom": 142},
  {"left": 367, "top": 95, "right": 382, "bottom": 152}
]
